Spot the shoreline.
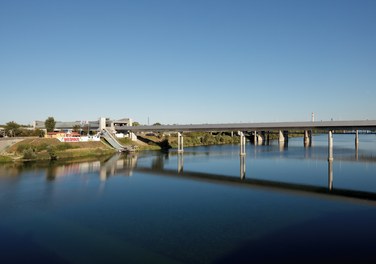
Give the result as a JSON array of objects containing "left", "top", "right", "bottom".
[
  {"left": 0, "top": 132, "right": 311, "bottom": 163},
  {"left": 0, "top": 137, "right": 117, "bottom": 163}
]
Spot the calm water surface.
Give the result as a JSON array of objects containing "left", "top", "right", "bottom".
[{"left": 1, "top": 134, "right": 376, "bottom": 263}]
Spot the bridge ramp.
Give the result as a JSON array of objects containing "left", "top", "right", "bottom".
[{"left": 101, "top": 128, "right": 132, "bottom": 152}]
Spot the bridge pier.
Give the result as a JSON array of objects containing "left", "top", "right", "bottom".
[
  {"left": 279, "top": 130, "right": 288, "bottom": 143},
  {"left": 259, "top": 131, "right": 268, "bottom": 145},
  {"left": 265, "top": 131, "right": 270, "bottom": 145},
  {"left": 279, "top": 130, "right": 284, "bottom": 142},
  {"left": 355, "top": 130, "right": 359, "bottom": 149},
  {"left": 239, "top": 131, "right": 246, "bottom": 156},
  {"left": 304, "top": 130, "right": 312, "bottom": 147},
  {"left": 252, "top": 131, "right": 264, "bottom": 145},
  {"left": 177, "top": 132, "right": 184, "bottom": 153},
  {"left": 253, "top": 131, "right": 257, "bottom": 145}
]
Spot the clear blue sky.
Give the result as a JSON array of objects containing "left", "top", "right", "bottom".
[{"left": 1, "top": 0, "right": 375, "bottom": 125}]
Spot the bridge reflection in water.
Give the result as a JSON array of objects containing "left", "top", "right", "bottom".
[
  {"left": 138, "top": 134, "right": 376, "bottom": 204},
  {"left": 45, "top": 141, "right": 376, "bottom": 204},
  {"left": 137, "top": 157, "right": 376, "bottom": 205},
  {"left": 34, "top": 135, "right": 376, "bottom": 204}
]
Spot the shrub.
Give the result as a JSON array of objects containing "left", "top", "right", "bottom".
[
  {"left": 35, "top": 129, "right": 45, "bottom": 137},
  {"left": 17, "top": 144, "right": 30, "bottom": 153},
  {"left": 0, "top": 155, "right": 12, "bottom": 163},
  {"left": 47, "top": 146, "right": 57, "bottom": 160},
  {"left": 23, "top": 148, "right": 37, "bottom": 160}
]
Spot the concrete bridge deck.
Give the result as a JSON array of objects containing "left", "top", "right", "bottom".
[
  {"left": 115, "top": 119, "right": 376, "bottom": 155},
  {"left": 115, "top": 120, "right": 376, "bottom": 133}
]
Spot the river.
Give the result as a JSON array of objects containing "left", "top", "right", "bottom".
[{"left": 1, "top": 134, "right": 376, "bottom": 263}]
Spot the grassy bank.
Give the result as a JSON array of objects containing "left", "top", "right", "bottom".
[
  {"left": 0, "top": 131, "right": 312, "bottom": 163},
  {"left": 0, "top": 155, "right": 13, "bottom": 163},
  {"left": 131, "top": 132, "right": 241, "bottom": 150},
  {"left": 130, "top": 131, "right": 310, "bottom": 151},
  {"left": 4, "top": 138, "right": 115, "bottom": 162}
]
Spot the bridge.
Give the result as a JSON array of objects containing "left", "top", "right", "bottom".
[{"left": 115, "top": 120, "right": 376, "bottom": 155}]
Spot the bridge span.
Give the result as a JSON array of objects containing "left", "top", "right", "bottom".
[
  {"left": 116, "top": 120, "right": 376, "bottom": 133},
  {"left": 115, "top": 120, "right": 376, "bottom": 155}
]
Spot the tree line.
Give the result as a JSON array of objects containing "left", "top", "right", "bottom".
[{"left": 1, "top": 117, "right": 56, "bottom": 137}]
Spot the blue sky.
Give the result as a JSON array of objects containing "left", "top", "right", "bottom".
[{"left": 1, "top": 0, "right": 375, "bottom": 125}]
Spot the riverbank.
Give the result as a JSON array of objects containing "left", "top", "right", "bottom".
[
  {"left": 0, "top": 131, "right": 309, "bottom": 163},
  {"left": 0, "top": 138, "right": 116, "bottom": 163},
  {"left": 0, "top": 133, "right": 241, "bottom": 163},
  {"left": 118, "top": 132, "right": 241, "bottom": 151}
]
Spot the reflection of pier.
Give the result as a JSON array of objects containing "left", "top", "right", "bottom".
[{"left": 143, "top": 131, "right": 375, "bottom": 203}]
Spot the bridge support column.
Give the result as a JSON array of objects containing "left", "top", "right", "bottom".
[
  {"left": 266, "top": 131, "right": 270, "bottom": 145},
  {"left": 279, "top": 130, "right": 288, "bottom": 143},
  {"left": 239, "top": 131, "right": 246, "bottom": 156},
  {"left": 177, "top": 132, "right": 184, "bottom": 153},
  {"left": 355, "top": 130, "right": 359, "bottom": 149},
  {"left": 279, "top": 130, "right": 288, "bottom": 151},
  {"left": 304, "top": 130, "right": 312, "bottom": 147},
  {"left": 253, "top": 131, "right": 257, "bottom": 145}
]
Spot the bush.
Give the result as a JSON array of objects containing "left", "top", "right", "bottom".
[
  {"left": 23, "top": 148, "right": 37, "bottom": 160},
  {"left": 0, "top": 155, "right": 12, "bottom": 163},
  {"left": 202, "top": 134, "right": 216, "bottom": 145},
  {"left": 17, "top": 144, "right": 30, "bottom": 153},
  {"left": 47, "top": 146, "right": 57, "bottom": 160},
  {"left": 36, "top": 129, "right": 45, "bottom": 137}
]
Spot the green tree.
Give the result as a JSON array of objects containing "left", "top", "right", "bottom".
[
  {"left": 72, "top": 125, "right": 81, "bottom": 133},
  {"left": 45, "top": 117, "right": 56, "bottom": 132},
  {"left": 153, "top": 122, "right": 161, "bottom": 126},
  {"left": 132, "top": 121, "right": 140, "bottom": 126},
  {"left": 5, "top": 121, "right": 21, "bottom": 137},
  {"left": 35, "top": 128, "right": 45, "bottom": 137}
]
